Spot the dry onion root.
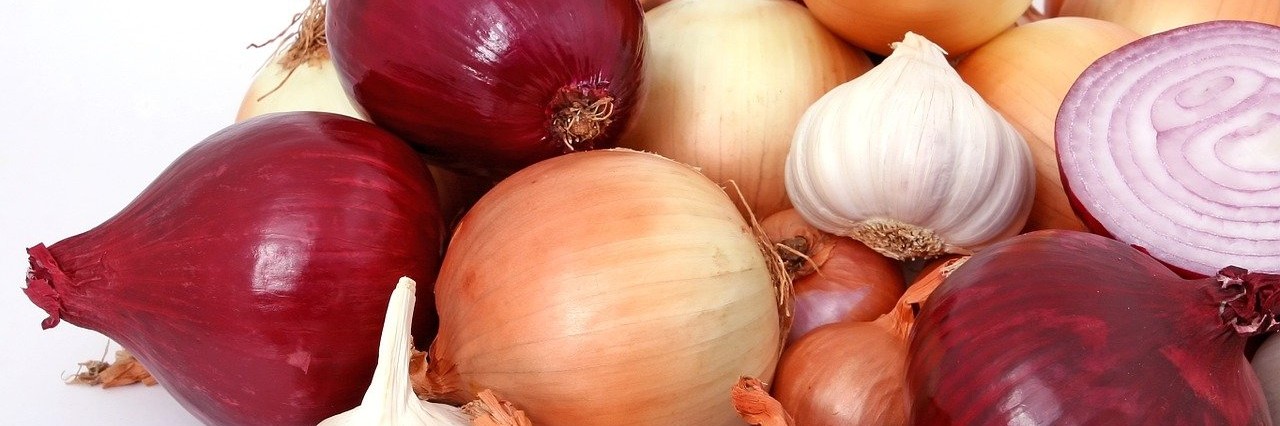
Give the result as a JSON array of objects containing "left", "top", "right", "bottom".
[{"left": 66, "top": 348, "right": 157, "bottom": 389}]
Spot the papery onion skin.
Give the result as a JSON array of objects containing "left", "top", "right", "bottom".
[
  {"left": 1055, "top": 20, "right": 1280, "bottom": 278},
  {"left": 772, "top": 321, "right": 909, "bottom": 426},
  {"left": 805, "top": 0, "right": 1030, "bottom": 56},
  {"left": 422, "top": 149, "right": 785, "bottom": 426},
  {"left": 908, "top": 230, "right": 1276, "bottom": 425},
  {"left": 622, "top": 0, "right": 873, "bottom": 219},
  {"left": 23, "top": 112, "right": 445, "bottom": 426},
  {"left": 760, "top": 209, "right": 904, "bottom": 342},
  {"left": 1058, "top": 0, "right": 1280, "bottom": 35},
  {"left": 957, "top": 17, "right": 1138, "bottom": 232},
  {"left": 327, "top": 0, "right": 645, "bottom": 178}
]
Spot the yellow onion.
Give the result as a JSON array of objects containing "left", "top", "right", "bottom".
[
  {"left": 805, "top": 0, "right": 1031, "bottom": 56},
  {"left": 621, "top": 0, "right": 873, "bottom": 220},
  {"left": 419, "top": 149, "right": 790, "bottom": 426},
  {"left": 1058, "top": 0, "right": 1280, "bottom": 35},
  {"left": 956, "top": 17, "right": 1139, "bottom": 232}
]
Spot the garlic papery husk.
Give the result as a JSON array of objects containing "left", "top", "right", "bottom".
[
  {"left": 785, "top": 32, "right": 1035, "bottom": 261},
  {"left": 319, "top": 277, "right": 469, "bottom": 426}
]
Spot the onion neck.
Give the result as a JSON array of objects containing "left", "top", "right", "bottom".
[
  {"left": 1216, "top": 266, "right": 1280, "bottom": 336},
  {"left": 24, "top": 243, "right": 69, "bottom": 329},
  {"left": 547, "top": 83, "right": 616, "bottom": 152}
]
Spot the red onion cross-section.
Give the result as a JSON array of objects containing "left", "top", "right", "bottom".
[{"left": 1056, "top": 20, "right": 1280, "bottom": 277}]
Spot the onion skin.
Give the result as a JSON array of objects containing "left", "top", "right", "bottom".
[
  {"left": 908, "top": 230, "right": 1277, "bottom": 425},
  {"left": 623, "top": 0, "right": 873, "bottom": 219},
  {"left": 421, "top": 149, "right": 786, "bottom": 426},
  {"left": 22, "top": 112, "right": 445, "bottom": 426},
  {"left": 760, "top": 209, "right": 904, "bottom": 342},
  {"left": 805, "top": 0, "right": 1031, "bottom": 56},
  {"left": 327, "top": 0, "right": 645, "bottom": 178},
  {"left": 1059, "top": 0, "right": 1280, "bottom": 35},
  {"left": 1055, "top": 21, "right": 1280, "bottom": 278},
  {"left": 957, "top": 17, "right": 1138, "bottom": 232},
  {"left": 773, "top": 321, "right": 908, "bottom": 426}
]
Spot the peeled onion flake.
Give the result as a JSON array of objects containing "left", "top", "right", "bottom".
[{"left": 1056, "top": 20, "right": 1280, "bottom": 277}]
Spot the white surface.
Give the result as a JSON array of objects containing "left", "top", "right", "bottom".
[{"left": 0, "top": 1, "right": 308, "bottom": 424}]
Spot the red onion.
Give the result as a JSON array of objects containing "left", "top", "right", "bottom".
[
  {"left": 326, "top": 0, "right": 645, "bottom": 177},
  {"left": 1055, "top": 20, "right": 1280, "bottom": 278},
  {"left": 22, "top": 112, "right": 445, "bottom": 426},
  {"left": 908, "top": 230, "right": 1279, "bottom": 425}
]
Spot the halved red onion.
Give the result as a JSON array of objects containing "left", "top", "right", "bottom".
[
  {"left": 1056, "top": 20, "right": 1280, "bottom": 277},
  {"left": 327, "top": 0, "right": 645, "bottom": 178}
]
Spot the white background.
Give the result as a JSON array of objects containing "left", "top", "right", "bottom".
[
  {"left": 0, "top": 1, "right": 1048, "bottom": 425},
  {"left": 1, "top": 2, "right": 308, "bottom": 424}
]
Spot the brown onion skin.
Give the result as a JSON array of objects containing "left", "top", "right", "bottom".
[
  {"left": 761, "top": 209, "right": 904, "bottom": 342},
  {"left": 908, "top": 230, "right": 1274, "bottom": 425},
  {"left": 23, "top": 112, "right": 445, "bottom": 426},
  {"left": 327, "top": 0, "right": 645, "bottom": 178},
  {"left": 772, "top": 321, "right": 909, "bottom": 426},
  {"left": 423, "top": 149, "right": 783, "bottom": 426}
]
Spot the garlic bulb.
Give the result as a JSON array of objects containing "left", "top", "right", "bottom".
[
  {"left": 319, "top": 277, "right": 469, "bottom": 426},
  {"left": 785, "top": 32, "right": 1034, "bottom": 261}
]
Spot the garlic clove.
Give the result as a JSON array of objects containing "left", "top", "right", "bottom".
[{"left": 318, "top": 277, "right": 469, "bottom": 426}]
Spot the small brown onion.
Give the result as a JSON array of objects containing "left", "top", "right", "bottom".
[
  {"left": 770, "top": 256, "right": 964, "bottom": 426},
  {"left": 1058, "top": 0, "right": 1280, "bottom": 35},
  {"left": 761, "top": 209, "right": 904, "bottom": 343},
  {"left": 957, "top": 17, "right": 1138, "bottom": 232},
  {"left": 622, "top": 0, "right": 873, "bottom": 220}
]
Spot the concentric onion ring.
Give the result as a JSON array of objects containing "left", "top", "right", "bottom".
[{"left": 1056, "top": 20, "right": 1280, "bottom": 277}]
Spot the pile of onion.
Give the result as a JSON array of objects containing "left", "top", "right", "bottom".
[
  {"left": 760, "top": 209, "right": 904, "bottom": 342},
  {"left": 22, "top": 112, "right": 445, "bottom": 425},
  {"left": 326, "top": 0, "right": 645, "bottom": 177},
  {"left": 909, "top": 230, "right": 1279, "bottom": 424},
  {"left": 956, "top": 17, "right": 1139, "bottom": 232},
  {"left": 416, "top": 149, "right": 790, "bottom": 426},
  {"left": 1056, "top": 20, "right": 1280, "bottom": 277}
]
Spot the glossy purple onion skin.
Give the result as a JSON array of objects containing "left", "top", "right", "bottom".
[
  {"left": 327, "top": 0, "right": 645, "bottom": 178},
  {"left": 23, "top": 112, "right": 444, "bottom": 426},
  {"left": 908, "top": 230, "right": 1274, "bottom": 425}
]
